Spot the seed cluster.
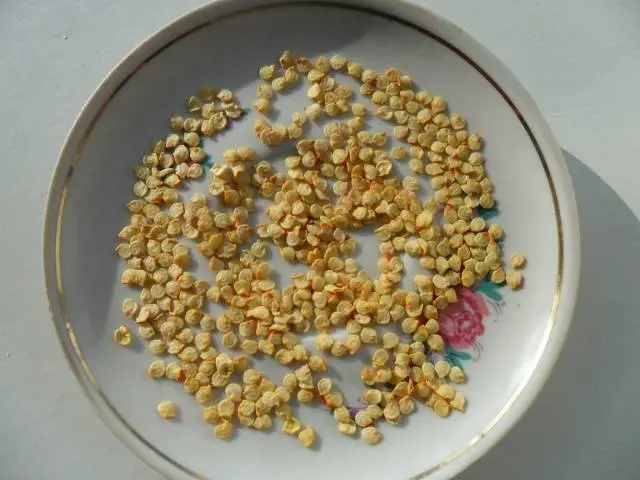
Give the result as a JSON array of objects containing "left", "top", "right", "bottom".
[{"left": 114, "top": 51, "right": 526, "bottom": 448}]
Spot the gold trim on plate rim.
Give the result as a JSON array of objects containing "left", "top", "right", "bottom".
[{"left": 46, "top": 2, "right": 563, "bottom": 479}]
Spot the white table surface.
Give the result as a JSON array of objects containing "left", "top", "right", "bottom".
[{"left": 1, "top": 0, "right": 639, "bottom": 478}]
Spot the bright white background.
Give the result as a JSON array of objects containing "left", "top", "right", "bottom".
[{"left": 1, "top": 0, "right": 639, "bottom": 478}]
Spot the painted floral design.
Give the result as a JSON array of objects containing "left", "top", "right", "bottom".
[
  {"left": 435, "top": 279, "right": 505, "bottom": 369},
  {"left": 439, "top": 288, "right": 489, "bottom": 349}
]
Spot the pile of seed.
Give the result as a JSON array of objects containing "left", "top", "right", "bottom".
[{"left": 114, "top": 51, "right": 526, "bottom": 448}]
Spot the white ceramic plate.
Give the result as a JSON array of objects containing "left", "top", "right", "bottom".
[{"left": 43, "top": 0, "right": 580, "bottom": 479}]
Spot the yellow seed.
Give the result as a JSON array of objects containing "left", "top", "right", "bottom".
[
  {"left": 113, "top": 325, "right": 133, "bottom": 346},
  {"left": 450, "top": 391, "right": 466, "bottom": 411},
  {"left": 282, "top": 418, "right": 302, "bottom": 435},
  {"left": 506, "top": 270, "right": 524, "bottom": 289},
  {"left": 436, "top": 384, "right": 456, "bottom": 400},
  {"left": 434, "top": 399, "right": 451, "bottom": 417},
  {"left": 382, "top": 332, "right": 399, "bottom": 349},
  {"left": 317, "top": 378, "right": 332, "bottom": 396},
  {"left": 354, "top": 410, "right": 373, "bottom": 427},
  {"left": 488, "top": 223, "right": 504, "bottom": 240},
  {"left": 361, "top": 426, "right": 382, "bottom": 445},
  {"left": 196, "top": 385, "right": 213, "bottom": 404},
  {"left": 157, "top": 400, "right": 178, "bottom": 420},
  {"left": 253, "top": 414, "right": 273, "bottom": 430},
  {"left": 202, "top": 406, "right": 220, "bottom": 424},
  {"left": 147, "top": 360, "right": 166, "bottom": 378},
  {"left": 491, "top": 267, "right": 506, "bottom": 284},
  {"left": 338, "top": 421, "right": 357, "bottom": 435},
  {"left": 510, "top": 252, "right": 527, "bottom": 269},
  {"left": 449, "top": 366, "right": 466, "bottom": 384},
  {"left": 259, "top": 64, "right": 276, "bottom": 80},
  {"left": 383, "top": 403, "right": 401, "bottom": 423},
  {"left": 325, "top": 391, "right": 343, "bottom": 408},
  {"left": 121, "top": 298, "right": 139, "bottom": 318},
  {"left": 333, "top": 406, "right": 351, "bottom": 423},
  {"left": 298, "top": 427, "right": 316, "bottom": 448},
  {"left": 427, "top": 334, "right": 444, "bottom": 352},
  {"left": 363, "top": 389, "right": 382, "bottom": 405},
  {"left": 214, "top": 422, "right": 234, "bottom": 439},
  {"left": 275, "top": 349, "right": 293, "bottom": 365},
  {"left": 253, "top": 98, "right": 271, "bottom": 114},
  {"left": 399, "top": 396, "right": 415, "bottom": 415},
  {"left": 297, "top": 389, "right": 314, "bottom": 404}
]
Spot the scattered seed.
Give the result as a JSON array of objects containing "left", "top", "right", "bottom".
[
  {"left": 298, "top": 427, "right": 316, "bottom": 448},
  {"left": 510, "top": 252, "right": 527, "bottom": 269},
  {"left": 157, "top": 400, "right": 178, "bottom": 420},
  {"left": 147, "top": 360, "right": 166, "bottom": 378},
  {"left": 113, "top": 325, "right": 133, "bottom": 347},
  {"left": 214, "top": 422, "right": 234, "bottom": 439},
  {"left": 506, "top": 270, "right": 524, "bottom": 289},
  {"left": 361, "top": 426, "right": 382, "bottom": 445}
]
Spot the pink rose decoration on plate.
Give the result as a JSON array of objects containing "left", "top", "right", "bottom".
[{"left": 439, "top": 288, "right": 490, "bottom": 349}]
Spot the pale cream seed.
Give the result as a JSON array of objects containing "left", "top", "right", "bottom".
[
  {"left": 157, "top": 400, "right": 178, "bottom": 420},
  {"left": 298, "top": 427, "right": 316, "bottom": 448}
]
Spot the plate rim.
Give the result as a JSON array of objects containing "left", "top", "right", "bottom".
[{"left": 42, "top": 0, "right": 581, "bottom": 478}]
